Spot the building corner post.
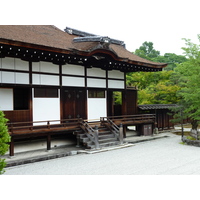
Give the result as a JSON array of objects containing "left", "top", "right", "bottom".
[{"left": 119, "top": 123, "right": 124, "bottom": 145}]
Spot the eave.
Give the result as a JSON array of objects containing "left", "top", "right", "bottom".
[{"left": 0, "top": 38, "right": 167, "bottom": 72}]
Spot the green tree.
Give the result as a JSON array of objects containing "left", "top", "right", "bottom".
[
  {"left": 0, "top": 111, "right": 10, "bottom": 174},
  {"left": 134, "top": 41, "right": 160, "bottom": 60},
  {"left": 134, "top": 41, "right": 187, "bottom": 71},
  {"left": 127, "top": 41, "right": 187, "bottom": 105},
  {"left": 126, "top": 70, "right": 180, "bottom": 105},
  {"left": 173, "top": 35, "right": 200, "bottom": 137},
  {"left": 154, "top": 53, "right": 188, "bottom": 71}
]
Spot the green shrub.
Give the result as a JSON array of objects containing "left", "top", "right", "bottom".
[{"left": 0, "top": 111, "right": 10, "bottom": 175}]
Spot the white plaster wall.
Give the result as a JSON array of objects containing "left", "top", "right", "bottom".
[
  {"left": 1, "top": 57, "right": 29, "bottom": 71},
  {"left": 108, "top": 80, "right": 124, "bottom": 89},
  {"left": 62, "top": 64, "right": 84, "bottom": 76},
  {"left": 15, "top": 58, "right": 29, "bottom": 71},
  {"left": 108, "top": 70, "right": 124, "bottom": 79},
  {"left": 0, "top": 58, "right": 29, "bottom": 84},
  {"left": 41, "top": 74, "right": 59, "bottom": 85},
  {"left": 33, "top": 90, "right": 60, "bottom": 125},
  {"left": 32, "top": 74, "right": 59, "bottom": 86},
  {"left": 87, "top": 78, "right": 106, "bottom": 88},
  {"left": 87, "top": 98, "right": 107, "bottom": 120},
  {"left": 87, "top": 68, "right": 106, "bottom": 77},
  {"left": 16, "top": 73, "right": 29, "bottom": 84},
  {"left": 1, "top": 71, "right": 15, "bottom": 84},
  {"left": 1, "top": 71, "right": 29, "bottom": 84},
  {"left": 1, "top": 57, "right": 15, "bottom": 70},
  {"left": 32, "top": 61, "right": 59, "bottom": 73},
  {"left": 0, "top": 88, "right": 13, "bottom": 111},
  {"left": 62, "top": 76, "right": 85, "bottom": 87}
]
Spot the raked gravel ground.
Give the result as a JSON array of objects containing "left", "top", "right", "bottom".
[{"left": 4, "top": 133, "right": 200, "bottom": 175}]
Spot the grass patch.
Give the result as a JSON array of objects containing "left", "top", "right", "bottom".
[
  {"left": 172, "top": 131, "right": 190, "bottom": 136},
  {"left": 179, "top": 141, "right": 186, "bottom": 145},
  {"left": 186, "top": 135, "right": 196, "bottom": 140}
]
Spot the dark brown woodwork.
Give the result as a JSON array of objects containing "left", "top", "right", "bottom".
[
  {"left": 4, "top": 110, "right": 31, "bottom": 123},
  {"left": 62, "top": 89, "right": 87, "bottom": 119},
  {"left": 107, "top": 90, "right": 114, "bottom": 116},
  {"left": 59, "top": 64, "right": 62, "bottom": 86},
  {"left": 123, "top": 125, "right": 127, "bottom": 138},
  {"left": 139, "top": 108, "right": 175, "bottom": 130},
  {"left": 122, "top": 90, "right": 138, "bottom": 115},
  {"left": 29, "top": 61, "right": 32, "bottom": 85},
  {"left": 9, "top": 137, "right": 14, "bottom": 157},
  {"left": 47, "top": 134, "right": 51, "bottom": 150},
  {"left": 107, "top": 90, "right": 123, "bottom": 116}
]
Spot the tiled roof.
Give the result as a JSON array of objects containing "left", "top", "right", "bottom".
[
  {"left": 0, "top": 25, "right": 75, "bottom": 50},
  {"left": 0, "top": 25, "right": 167, "bottom": 69},
  {"left": 138, "top": 104, "right": 178, "bottom": 110}
]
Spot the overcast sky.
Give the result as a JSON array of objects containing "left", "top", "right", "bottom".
[{"left": 2, "top": 0, "right": 199, "bottom": 56}]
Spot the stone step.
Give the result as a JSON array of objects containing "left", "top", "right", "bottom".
[
  {"left": 98, "top": 130, "right": 112, "bottom": 135},
  {"left": 87, "top": 141, "right": 120, "bottom": 149},
  {"left": 80, "top": 137, "right": 90, "bottom": 143},
  {"left": 98, "top": 133, "right": 115, "bottom": 139},
  {"left": 80, "top": 132, "right": 115, "bottom": 143},
  {"left": 86, "top": 137, "right": 118, "bottom": 146},
  {"left": 79, "top": 123, "right": 120, "bottom": 149}
]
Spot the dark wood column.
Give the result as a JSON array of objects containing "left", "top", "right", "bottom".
[
  {"left": 9, "top": 137, "right": 14, "bottom": 157},
  {"left": 47, "top": 134, "right": 51, "bottom": 151}
]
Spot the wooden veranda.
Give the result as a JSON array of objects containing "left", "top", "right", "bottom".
[{"left": 7, "top": 114, "right": 156, "bottom": 156}]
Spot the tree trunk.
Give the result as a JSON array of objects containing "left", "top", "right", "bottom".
[
  {"left": 191, "top": 119, "right": 198, "bottom": 130},
  {"left": 190, "top": 119, "right": 199, "bottom": 140}
]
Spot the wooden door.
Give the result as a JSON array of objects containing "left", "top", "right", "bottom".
[
  {"left": 63, "top": 89, "right": 86, "bottom": 119},
  {"left": 122, "top": 90, "right": 138, "bottom": 115}
]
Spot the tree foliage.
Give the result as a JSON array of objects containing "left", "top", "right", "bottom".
[
  {"left": 153, "top": 53, "right": 187, "bottom": 71},
  {"left": 134, "top": 41, "right": 187, "bottom": 71},
  {"left": 126, "top": 71, "right": 180, "bottom": 104},
  {"left": 172, "top": 35, "right": 200, "bottom": 132},
  {"left": 0, "top": 111, "right": 10, "bottom": 175},
  {"left": 125, "top": 41, "right": 188, "bottom": 105},
  {"left": 134, "top": 41, "right": 160, "bottom": 59}
]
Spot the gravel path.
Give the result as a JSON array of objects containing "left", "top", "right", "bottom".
[{"left": 4, "top": 133, "right": 200, "bottom": 175}]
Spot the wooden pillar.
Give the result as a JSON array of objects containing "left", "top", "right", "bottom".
[
  {"left": 123, "top": 125, "right": 127, "bottom": 138},
  {"left": 162, "top": 112, "right": 164, "bottom": 130},
  {"left": 47, "top": 134, "right": 51, "bottom": 151},
  {"left": 9, "top": 137, "right": 14, "bottom": 157}
]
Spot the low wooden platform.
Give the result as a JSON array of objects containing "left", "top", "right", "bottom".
[
  {"left": 7, "top": 114, "right": 156, "bottom": 156},
  {"left": 7, "top": 119, "right": 82, "bottom": 156},
  {"left": 8, "top": 119, "right": 81, "bottom": 138}
]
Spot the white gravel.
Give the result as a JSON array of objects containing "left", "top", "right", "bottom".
[{"left": 4, "top": 133, "right": 200, "bottom": 175}]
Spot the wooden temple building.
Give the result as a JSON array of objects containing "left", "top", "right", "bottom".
[{"left": 0, "top": 25, "right": 167, "bottom": 156}]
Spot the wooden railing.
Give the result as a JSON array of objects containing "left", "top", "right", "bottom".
[
  {"left": 7, "top": 114, "right": 156, "bottom": 136},
  {"left": 7, "top": 118, "right": 82, "bottom": 134},
  {"left": 101, "top": 114, "right": 156, "bottom": 126},
  {"left": 79, "top": 120, "right": 100, "bottom": 149},
  {"left": 101, "top": 117, "right": 123, "bottom": 144}
]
